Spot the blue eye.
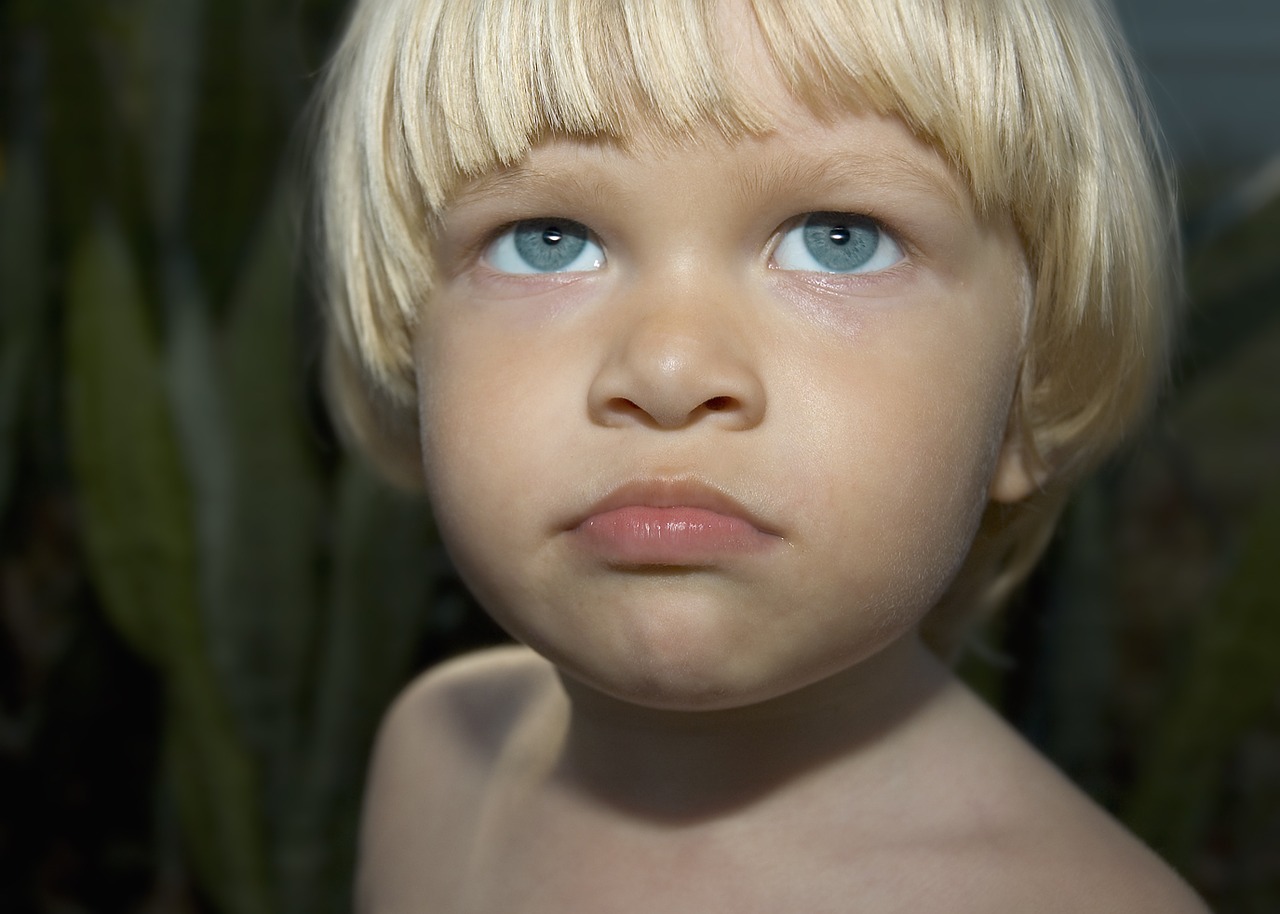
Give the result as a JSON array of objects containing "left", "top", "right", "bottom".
[
  {"left": 773, "top": 213, "right": 902, "bottom": 274},
  {"left": 484, "top": 218, "right": 605, "bottom": 274}
]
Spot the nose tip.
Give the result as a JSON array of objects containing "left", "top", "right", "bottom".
[{"left": 588, "top": 325, "right": 766, "bottom": 431}]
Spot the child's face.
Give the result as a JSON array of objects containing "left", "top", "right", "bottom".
[{"left": 413, "top": 31, "right": 1035, "bottom": 710}]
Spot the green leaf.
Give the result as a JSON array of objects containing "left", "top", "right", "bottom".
[
  {"left": 66, "top": 216, "right": 191, "bottom": 661},
  {"left": 66, "top": 215, "right": 273, "bottom": 914},
  {"left": 1038, "top": 482, "right": 1120, "bottom": 805},
  {"left": 165, "top": 669, "right": 275, "bottom": 914},
  {"left": 188, "top": 0, "right": 288, "bottom": 294},
  {"left": 37, "top": 0, "right": 119, "bottom": 231},
  {"left": 278, "top": 459, "right": 438, "bottom": 914},
  {"left": 162, "top": 254, "right": 234, "bottom": 599},
  {"left": 1124, "top": 480, "right": 1280, "bottom": 866},
  {"left": 198, "top": 175, "right": 324, "bottom": 860},
  {"left": 0, "top": 136, "right": 47, "bottom": 521},
  {"left": 123, "top": 0, "right": 206, "bottom": 235}
]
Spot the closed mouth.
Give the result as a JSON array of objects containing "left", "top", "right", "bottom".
[
  {"left": 568, "top": 478, "right": 780, "bottom": 536},
  {"left": 561, "top": 478, "right": 786, "bottom": 566}
]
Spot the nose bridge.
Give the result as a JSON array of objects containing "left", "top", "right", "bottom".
[{"left": 587, "top": 269, "right": 766, "bottom": 430}]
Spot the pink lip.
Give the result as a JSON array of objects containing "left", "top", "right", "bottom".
[{"left": 567, "top": 480, "right": 783, "bottom": 566}]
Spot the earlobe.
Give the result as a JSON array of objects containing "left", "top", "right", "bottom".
[{"left": 988, "top": 428, "right": 1047, "bottom": 504}]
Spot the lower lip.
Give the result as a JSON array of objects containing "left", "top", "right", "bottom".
[{"left": 572, "top": 506, "right": 778, "bottom": 565}]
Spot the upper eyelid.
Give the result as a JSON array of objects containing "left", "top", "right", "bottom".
[
  {"left": 779, "top": 209, "right": 900, "bottom": 235},
  {"left": 483, "top": 216, "right": 598, "bottom": 249},
  {"left": 769, "top": 211, "right": 909, "bottom": 252}
]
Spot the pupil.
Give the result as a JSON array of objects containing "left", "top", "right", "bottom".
[
  {"left": 511, "top": 218, "right": 589, "bottom": 271},
  {"left": 829, "top": 226, "right": 850, "bottom": 246}
]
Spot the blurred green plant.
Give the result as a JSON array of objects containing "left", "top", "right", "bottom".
[
  {"left": 4, "top": 1, "right": 456, "bottom": 912},
  {"left": 0, "top": 67, "right": 46, "bottom": 532},
  {"left": 1125, "top": 477, "right": 1280, "bottom": 896},
  {"left": 2, "top": 2, "right": 1278, "bottom": 913},
  {"left": 67, "top": 207, "right": 272, "bottom": 914},
  {"left": 997, "top": 182, "right": 1280, "bottom": 907}
]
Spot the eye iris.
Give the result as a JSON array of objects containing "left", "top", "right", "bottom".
[
  {"left": 513, "top": 219, "right": 588, "bottom": 271},
  {"left": 803, "top": 214, "right": 878, "bottom": 272}
]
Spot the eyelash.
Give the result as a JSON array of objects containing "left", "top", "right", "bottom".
[{"left": 468, "top": 211, "right": 911, "bottom": 277}]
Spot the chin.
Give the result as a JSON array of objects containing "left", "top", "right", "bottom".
[
  {"left": 567, "top": 663, "right": 779, "bottom": 713},
  {"left": 514, "top": 621, "right": 767, "bottom": 713},
  {"left": 547, "top": 632, "right": 840, "bottom": 714}
]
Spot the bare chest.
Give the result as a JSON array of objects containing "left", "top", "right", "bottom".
[{"left": 377, "top": 795, "right": 987, "bottom": 914}]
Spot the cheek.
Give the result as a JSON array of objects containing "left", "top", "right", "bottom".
[
  {"left": 896, "top": 350, "right": 1019, "bottom": 522},
  {"left": 798, "top": 321, "right": 1021, "bottom": 590},
  {"left": 416, "top": 315, "right": 545, "bottom": 477},
  {"left": 414, "top": 324, "right": 580, "bottom": 596},
  {"left": 415, "top": 328, "right": 517, "bottom": 556}
]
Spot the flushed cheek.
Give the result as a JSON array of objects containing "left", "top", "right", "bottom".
[
  {"left": 796, "top": 349, "right": 1015, "bottom": 585},
  {"left": 418, "top": 348, "right": 622, "bottom": 625},
  {"left": 415, "top": 329, "right": 552, "bottom": 558},
  {"left": 417, "top": 310, "right": 583, "bottom": 465},
  {"left": 419, "top": 425, "right": 566, "bottom": 645}
]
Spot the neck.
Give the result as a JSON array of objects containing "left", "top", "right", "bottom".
[{"left": 549, "top": 634, "right": 955, "bottom": 825}]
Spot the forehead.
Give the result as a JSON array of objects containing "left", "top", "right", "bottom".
[
  {"left": 448, "top": 105, "right": 971, "bottom": 230},
  {"left": 407, "top": 0, "right": 1024, "bottom": 215}
]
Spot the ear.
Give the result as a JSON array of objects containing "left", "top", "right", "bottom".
[{"left": 988, "top": 414, "right": 1046, "bottom": 505}]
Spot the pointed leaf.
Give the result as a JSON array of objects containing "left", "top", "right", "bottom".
[
  {"left": 66, "top": 215, "right": 273, "bottom": 914},
  {"left": 163, "top": 252, "right": 248, "bottom": 725},
  {"left": 66, "top": 216, "right": 190, "bottom": 661},
  {"left": 279, "top": 459, "right": 438, "bottom": 914},
  {"left": 1125, "top": 481, "right": 1280, "bottom": 866},
  {"left": 201, "top": 175, "right": 324, "bottom": 857}
]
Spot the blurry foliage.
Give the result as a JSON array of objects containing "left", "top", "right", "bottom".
[
  {"left": 0, "top": 1, "right": 1278, "bottom": 913},
  {"left": 2, "top": 1, "right": 499, "bottom": 912},
  {"left": 969, "top": 175, "right": 1280, "bottom": 910}
]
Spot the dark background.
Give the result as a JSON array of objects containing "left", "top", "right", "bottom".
[{"left": 2, "top": 1, "right": 1278, "bottom": 911}]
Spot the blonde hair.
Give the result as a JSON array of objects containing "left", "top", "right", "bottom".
[{"left": 313, "top": 0, "right": 1179, "bottom": 656}]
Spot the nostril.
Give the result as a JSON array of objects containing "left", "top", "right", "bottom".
[
  {"left": 704, "top": 396, "right": 733, "bottom": 412},
  {"left": 610, "top": 397, "right": 646, "bottom": 415}
]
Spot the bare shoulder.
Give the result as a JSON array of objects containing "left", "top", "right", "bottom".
[
  {"left": 1017, "top": 831, "right": 1211, "bottom": 914},
  {"left": 378, "top": 644, "right": 555, "bottom": 753},
  {"left": 355, "top": 645, "right": 559, "bottom": 911},
  {"left": 364, "top": 644, "right": 557, "bottom": 795},
  {"left": 927, "top": 686, "right": 1212, "bottom": 914},
  {"left": 972, "top": 790, "right": 1212, "bottom": 914}
]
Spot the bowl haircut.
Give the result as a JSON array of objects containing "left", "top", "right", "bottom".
[{"left": 312, "top": 0, "right": 1180, "bottom": 657}]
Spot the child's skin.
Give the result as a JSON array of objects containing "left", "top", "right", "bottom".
[{"left": 355, "top": 7, "right": 1208, "bottom": 912}]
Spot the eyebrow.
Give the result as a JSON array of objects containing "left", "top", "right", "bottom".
[
  {"left": 446, "top": 145, "right": 971, "bottom": 220},
  {"left": 731, "top": 149, "right": 971, "bottom": 220},
  {"left": 446, "top": 165, "right": 614, "bottom": 214}
]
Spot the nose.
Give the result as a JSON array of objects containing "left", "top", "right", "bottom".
[{"left": 586, "top": 290, "right": 766, "bottom": 431}]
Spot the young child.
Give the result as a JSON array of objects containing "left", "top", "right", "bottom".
[{"left": 314, "top": 0, "right": 1209, "bottom": 910}]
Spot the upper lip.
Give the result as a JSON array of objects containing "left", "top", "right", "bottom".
[{"left": 566, "top": 478, "right": 781, "bottom": 536}]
